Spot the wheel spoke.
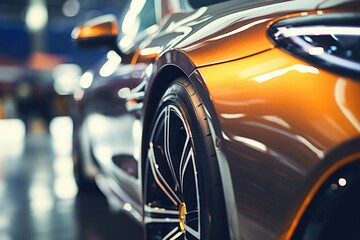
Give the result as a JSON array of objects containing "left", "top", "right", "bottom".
[
  {"left": 148, "top": 145, "right": 182, "bottom": 205},
  {"left": 145, "top": 101, "right": 202, "bottom": 240},
  {"left": 144, "top": 206, "right": 183, "bottom": 240},
  {"left": 186, "top": 226, "right": 201, "bottom": 240},
  {"left": 185, "top": 210, "right": 199, "bottom": 223},
  {"left": 144, "top": 205, "right": 179, "bottom": 221},
  {"left": 185, "top": 210, "right": 200, "bottom": 239},
  {"left": 164, "top": 106, "right": 182, "bottom": 192},
  {"left": 146, "top": 223, "right": 183, "bottom": 240},
  {"left": 163, "top": 227, "right": 183, "bottom": 240},
  {"left": 179, "top": 136, "right": 193, "bottom": 192}
]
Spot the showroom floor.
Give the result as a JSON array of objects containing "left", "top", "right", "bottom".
[{"left": 0, "top": 117, "right": 143, "bottom": 240}]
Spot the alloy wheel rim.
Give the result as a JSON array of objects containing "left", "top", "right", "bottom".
[{"left": 145, "top": 104, "right": 201, "bottom": 239}]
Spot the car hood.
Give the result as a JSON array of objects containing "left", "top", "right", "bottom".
[{"left": 138, "top": 0, "right": 359, "bottom": 67}]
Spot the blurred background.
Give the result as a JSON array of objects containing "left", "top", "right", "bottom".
[
  {"left": 0, "top": 0, "right": 127, "bottom": 125},
  {"left": 0, "top": 0, "right": 142, "bottom": 239}
]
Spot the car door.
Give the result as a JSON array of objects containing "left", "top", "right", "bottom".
[{"left": 76, "top": 0, "right": 163, "bottom": 214}]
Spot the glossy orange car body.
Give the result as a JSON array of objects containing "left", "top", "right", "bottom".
[{"left": 72, "top": 0, "right": 360, "bottom": 239}]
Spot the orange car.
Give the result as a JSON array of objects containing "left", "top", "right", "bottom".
[{"left": 71, "top": 0, "right": 360, "bottom": 239}]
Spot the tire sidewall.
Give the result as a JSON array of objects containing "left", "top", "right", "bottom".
[{"left": 147, "top": 79, "right": 225, "bottom": 239}]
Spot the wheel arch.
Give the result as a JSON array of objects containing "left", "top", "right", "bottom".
[
  {"left": 140, "top": 49, "right": 234, "bottom": 238},
  {"left": 141, "top": 50, "right": 196, "bottom": 178},
  {"left": 140, "top": 49, "right": 226, "bottom": 183}
]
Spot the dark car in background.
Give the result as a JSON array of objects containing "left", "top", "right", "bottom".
[
  {"left": 71, "top": 0, "right": 360, "bottom": 239},
  {"left": 0, "top": 61, "right": 57, "bottom": 126},
  {"left": 0, "top": 0, "right": 127, "bottom": 129}
]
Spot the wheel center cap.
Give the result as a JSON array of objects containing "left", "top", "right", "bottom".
[{"left": 179, "top": 202, "right": 187, "bottom": 232}]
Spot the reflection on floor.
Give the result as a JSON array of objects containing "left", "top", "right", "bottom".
[{"left": 0, "top": 117, "right": 143, "bottom": 240}]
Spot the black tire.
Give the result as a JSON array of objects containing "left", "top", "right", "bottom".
[
  {"left": 144, "top": 78, "right": 229, "bottom": 239},
  {"left": 73, "top": 132, "right": 98, "bottom": 192}
]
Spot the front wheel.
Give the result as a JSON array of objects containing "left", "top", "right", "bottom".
[{"left": 144, "top": 78, "right": 229, "bottom": 239}]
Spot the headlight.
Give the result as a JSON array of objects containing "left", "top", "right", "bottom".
[{"left": 268, "top": 13, "right": 360, "bottom": 79}]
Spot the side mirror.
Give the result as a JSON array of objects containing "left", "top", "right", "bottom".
[{"left": 71, "top": 14, "right": 118, "bottom": 50}]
